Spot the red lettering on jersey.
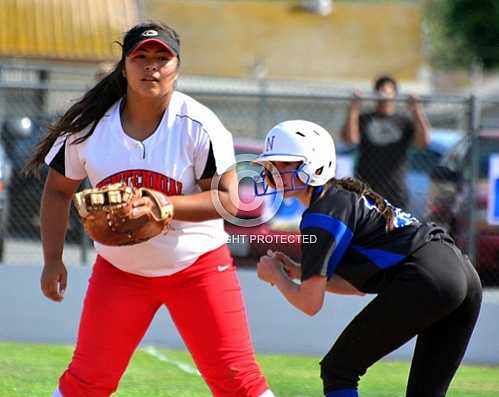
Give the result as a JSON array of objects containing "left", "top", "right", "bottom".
[{"left": 97, "top": 170, "right": 183, "bottom": 196}]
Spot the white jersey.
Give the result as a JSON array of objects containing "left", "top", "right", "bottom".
[{"left": 45, "top": 91, "right": 235, "bottom": 277}]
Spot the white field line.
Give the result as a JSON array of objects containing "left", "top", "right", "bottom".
[{"left": 141, "top": 345, "right": 201, "bottom": 376}]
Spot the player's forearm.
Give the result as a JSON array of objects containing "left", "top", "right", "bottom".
[
  {"left": 168, "top": 190, "right": 236, "bottom": 221},
  {"left": 274, "top": 274, "right": 313, "bottom": 315},
  {"left": 326, "top": 275, "right": 365, "bottom": 296},
  {"left": 413, "top": 107, "right": 431, "bottom": 147},
  {"left": 40, "top": 187, "right": 72, "bottom": 263},
  {"left": 341, "top": 108, "right": 360, "bottom": 144},
  {"left": 274, "top": 273, "right": 326, "bottom": 316}
]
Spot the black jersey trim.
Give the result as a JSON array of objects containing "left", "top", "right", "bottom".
[
  {"left": 310, "top": 186, "right": 324, "bottom": 204},
  {"left": 49, "top": 139, "right": 66, "bottom": 175},
  {"left": 301, "top": 212, "right": 352, "bottom": 278},
  {"left": 175, "top": 114, "right": 218, "bottom": 179},
  {"left": 175, "top": 114, "right": 205, "bottom": 129},
  {"left": 200, "top": 141, "right": 217, "bottom": 179}
]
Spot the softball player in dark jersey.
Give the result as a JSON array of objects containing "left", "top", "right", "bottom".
[{"left": 254, "top": 120, "right": 482, "bottom": 397}]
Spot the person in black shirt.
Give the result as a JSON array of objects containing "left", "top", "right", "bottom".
[
  {"left": 341, "top": 75, "right": 431, "bottom": 210},
  {"left": 254, "top": 120, "right": 481, "bottom": 397}
]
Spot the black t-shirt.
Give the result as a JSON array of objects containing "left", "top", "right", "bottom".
[
  {"left": 299, "top": 184, "right": 445, "bottom": 293},
  {"left": 356, "top": 111, "right": 415, "bottom": 209}
]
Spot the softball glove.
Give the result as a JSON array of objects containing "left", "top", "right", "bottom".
[{"left": 73, "top": 183, "right": 174, "bottom": 246}]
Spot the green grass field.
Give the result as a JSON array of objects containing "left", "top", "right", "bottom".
[{"left": 0, "top": 342, "right": 498, "bottom": 397}]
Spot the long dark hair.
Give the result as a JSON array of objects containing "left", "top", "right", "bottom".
[
  {"left": 24, "top": 21, "right": 180, "bottom": 176},
  {"left": 324, "top": 177, "right": 396, "bottom": 232}
]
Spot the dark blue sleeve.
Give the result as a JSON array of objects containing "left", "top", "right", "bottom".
[{"left": 299, "top": 191, "right": 354, "bottom": 281}]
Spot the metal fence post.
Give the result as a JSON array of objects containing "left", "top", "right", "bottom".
[{"left": 467, "top": 95, "right": 480, "bottom": 267}]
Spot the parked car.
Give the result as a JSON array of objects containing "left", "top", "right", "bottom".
[
  {"left": 1, "top": 116, "right": 82, "bottom": 242},
  {"left": 407, "top": 129, "right": 462, "bottom": 218},
  {"left": 427, "top": 129, "right": 499, "bottom": 285},
  {"left": 229, "top": 130, "right": 461, "bottom": 262}
]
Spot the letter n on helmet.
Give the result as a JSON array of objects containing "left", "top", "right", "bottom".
[{"left": 253, "top": 120, "right": 336, "bottom": 196}]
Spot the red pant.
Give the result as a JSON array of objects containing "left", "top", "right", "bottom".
[{"left": 59, "top": 245, "right": 269, "bottom": 397}]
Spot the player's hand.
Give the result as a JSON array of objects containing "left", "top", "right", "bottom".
[
  {"left": 132, "top": 196, "right": 160, "bottom": 218},
  {"left": 41, "top": 259, "right": 67, "bottom": 302},
  {"left": 257, "top": 254, "right": 284, "bottom": 285},
  {"left": 350, "top": 90, "right": 363, "bottom": 112},
  {"left": 407, "top": 94, "right": 422, "bottom": 114},
  {"left": 271, "top": 250, "right": 301, "bottom": 280}
]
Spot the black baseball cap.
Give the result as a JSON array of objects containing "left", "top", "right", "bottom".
[{"left": 123, "top": 27, "right": 180, "bottom": 58}]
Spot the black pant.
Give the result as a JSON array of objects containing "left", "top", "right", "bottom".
[{"left": 321, "top": 239, "right": 483, "bottom": 397}]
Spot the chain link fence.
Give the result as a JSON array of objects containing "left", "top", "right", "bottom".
[{"left": 0, "top": 67, "right": 497, "bottom": 286}]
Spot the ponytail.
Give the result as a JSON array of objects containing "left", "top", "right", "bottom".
[{"left": 326, "top": 177, "right": 396, "bottom": 232}]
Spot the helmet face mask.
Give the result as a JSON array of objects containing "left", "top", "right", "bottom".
[
  {"left": 253, "top": 120, "right": 336, "bottom": 196},
  {"left": 253, "top": 163, "right": 310, "bottom": 196}
]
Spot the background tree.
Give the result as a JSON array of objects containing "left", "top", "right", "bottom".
[{"left": 424, "top": 0, "right": 499, "bottom": 69}]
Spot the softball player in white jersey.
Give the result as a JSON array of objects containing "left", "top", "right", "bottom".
[{"left": 26, "top": 21, "right": 275, "bottom": 397}]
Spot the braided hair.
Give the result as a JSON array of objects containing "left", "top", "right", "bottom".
[{"left": 322, "top": 177, "right": 396, "bottom": 232}]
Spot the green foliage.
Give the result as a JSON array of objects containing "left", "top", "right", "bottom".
[
  {"left": 423, "top": 0, "right": 472, "bottom": 69},
  {"left": 445, "top": 0, "right": 499, "bottom": 68},
  {"left": 425, "top": 0, "right": 499, "bottom": 69}
]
